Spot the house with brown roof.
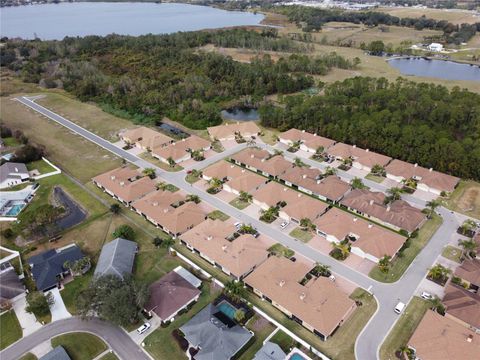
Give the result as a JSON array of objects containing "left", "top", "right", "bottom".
[
  {"left": 407, "top": 310, "right": 480, "bottom": 360},
  {"left": 244, "top": 256, "right": 356, "bottom": 340},
  {"left": 180, "top": 219, "right": 269, "bottom": 280},
  {"left": 92, "top": 167, "right": 157, "bottom": 206},
  {"left": 279, "top": 196, "right": 329, "bottom": 224},
  {"left": 340, "top": 189, "right": 427, "bottom": 234},
  {"left": 454, "top": 258, "right": 480, "bottom": 291},
  {"left": 202, "top": 161, "right": 245, "bottom": 182},
  {"left": 121, "top": 127, "right": 173, "bottom": 151},
  {"left": 207, "top": 121, "right": 260, "bottom": 141},
  {"left": 251, "top": 181, "right": 302, "bottom": 211},
  {"left": 152, "top": 135, "right": 211, "bottom": 164},
  {"left": 231, "top": 148, "right": 293, "bottom": 179},
  {"left": 279, "top": 167, "right": 350, "bottom": 202},
  {"left": 144, "top": 269, "right": 201, "bottom": 322},
  {"left": 132, "top": 190, "right": 207, "bottom": 238},
  {"left": 443, "top": 283, "right": 480, "bottom": 332},
  {"left": 385, "top": 159, "right": 459, "bottom": 195},
  {"left": 314, "top": 208, "right": 406, "bottom": 263},
  {"left": 278, "top": 128, "right": 335, "bottom": 153},
  {"left": 326, "top": 143, "right": 392, "bottom": 173}
]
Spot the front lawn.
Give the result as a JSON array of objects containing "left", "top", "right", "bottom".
[
  {"left": 441, "top": 245, "right": 463, "bottom": 263},
  {"left": 138, "top": 152, "right": 183, "bottom": 172},
  {"left": 61, "top": 271, "right": 94, "bottom": 314},
  {"left": 229, "top": 197, "right": 251, "bottom": 210},
  {"left": 26, "top": 159, "right": 56, "bottom": 175},
  {"left": 268, "top": 243, "right": 295, "bottom": 258},
  {"left": 51, "top": 332, "right": 107, "bottom": 360},
  {"left": 19, "top": 353, "right": 37, "bottom": 360},
  {"left": 289, "top": 227, "right": 313, "bottom": 243},
  {"left": 379, "top": 297, "right": 430, "bottom": 360},
  {"left": 185, "top": 173, "right": 200, "bottom": 184},
  {"left": 369, "top": 213, "right": 442, "bottom": 282},
  {"left": 98, "top": 353, "right": 119, "bottom": 360},
  {"left": 365, "top": 173, "right": 385, "bottom": 183},
  {"left": 0, "top": 310, "right": 22, "bottom": 350},
  {"left": 208, "top": 210, "right": 230, "bottom": 221}
]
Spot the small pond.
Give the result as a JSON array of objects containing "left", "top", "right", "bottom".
[
  {"left": 220, "top": 108, "right": 260, "bottom": 121},
  {"left": 156, "top": 122, "right": 190, "bottom": 139},
  {"left": 388, "top": 57, "right": 480, "bottom": 82}
]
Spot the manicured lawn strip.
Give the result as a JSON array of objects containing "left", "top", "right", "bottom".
[
  {"left": 444, "top": 180, "right": 480, "bottom": 220},
  {"left": 441, "top": 245, "right": 463, "bottom": 263},
  {"left": 18, "top": 353, "right": 37, "bottom": 360},
  {"left": 144, "top": 283, "right": 221, "bottom": 360},
  {"left": 365, "top": 173, "right": 385, "bottom": 183},
  {"left": 61, "top": 271, "right": 94, "bottom": 314},
  {"left": 369, "top": 213, "right": 442, "bottom": 282},
  {"left": 379, "top": 297, "right": 430, "bottom": 360},
  {"left": 173, "top": 245, "right": 376, "bottom": 360},
  {"left": 51, "top": 332, "right": 107, "bottom": 360},
  {"left": 268, "top": 243, "right": 295, "bottom": 258},
  {"left": 289, "top": 227, "right": 313, "bottom": 243},
  {"left": 269, "top": 329, "right": 297, "bottom": 353},
  {"left": 26, "top": 159, "right": 56, "bottom": 174},
  {"left": 238, "top": 316, "right": 276, "bottom": 360},
  {"left": 208, "top": 210, "right": 230, "bottom": 221},
  {"left": 185, "top": 173, "right": 200, "bottom": 184},
  {"left": 229, "top": 197, "right": 251, "bottom": 210},
  {"left": 0, "top": 310, "right": 22, "bottom": 350},
  {"left": 98, "top": 353, "right": 119, "bottom": 360},
  {"left": 138, "top": 152, "right": 183, "bottom": 172}
]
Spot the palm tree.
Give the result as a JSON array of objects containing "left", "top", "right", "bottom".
[
  {"left": 370, "top": 164, "right": 385, "bottom": 176},
  {"left": 332, "top": 241, "right": 350, "bottom": 259},
  {"left": 110, "top": 203, "right": 121, "bottom": 214},
  {"left": 300, "top": 218, "right": 315, "bottom": 231},
  {"left": 378, "top": 255, "right": 391, "bottom": 273},
  {"left": 425, "top": 199, "right": 441, "bottom": 219},
  {"left": 160, "top": 236, "right": 175, "bottom": 249},
  {"left": 224, "top": 280, "right": 245, "bottom": 302},
  {"left": 428, "top": 264, "right": 451, "bottom": 282},
  {"left": 142, "top": 167, "right": 156, "bottom": 179},
  {"left": 239, "top": 191, "right": 252, "bottom": 203},
  {"left": 246, "top": 138, "right": 256, "bottom": 147},
  {"left": 458, "top": 239, "right": 477, "bottom": 260},
  {"left": 387, "top": 187, "right": 403, "bottom": 201},
  {"left": 350, "top": 177, "right": 366, "bottom": 189},
  {"left": 293, "top": 157, "right": 306, "bottom": 167},
  {"left": 167, "top": 157, "right": 176, "bottom": 168},
  {"left": 239, "top": 224, "right": 255, "bottom": 235},
  {"left": 324, "top": 166, "right": 337, "bottom": 176},
  {"left": 312, "top": 263, "right": 330, "bottom": 277},
  {"left": 428, "top": 296, "right": 444, "bottom": 314},
  {"left": 186, "top": 194, "right": 201, "bottom": 204}
]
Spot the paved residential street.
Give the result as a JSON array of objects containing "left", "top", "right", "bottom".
[
  {"left": 14, "top": 95, "right": 475, "bottom": 360},
  {"left": 0, "top": 317, "right": 151, "bottom": 360}
]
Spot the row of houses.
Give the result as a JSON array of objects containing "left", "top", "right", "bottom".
[
  {"left": 93, "top": 167, "right": 207, "bottom": 238},
  {"left": 278, "top": 128, "right": 460, "bottom": 195},
  {"left": 206, "top": 121, "right": 261, "bottom": 142}
]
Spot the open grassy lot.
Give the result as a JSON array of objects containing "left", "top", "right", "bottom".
[
  {"left": 441, "top": 245, "right": 463, "bottom": 263},
  {"left": 36, "top": 93, "right": 133, "bottom": 141},
  {"left": 144, "top": 282, "right": 222, "bottom": 360},
  {"left": 238, "top": 315, "right": 276, "bottom": 360},
  {"left": 26, "top": 159, "right": 56, "bottom": 175},
  {"left": 370, "top": 213, "right": 442, "bottom": 282},
  {"left": 289, "top": 227, "right": 313, "bottom": 243},
  {"left": 51, "top": 333, "right": 107, "bottom": 360},
  {"left": 379, "top": 297, "right": 430, "bottom": 360},
  {"left": 0, "top": 98, "right": 122, "bottom": 183},
  {"left": 376, "top": 7, "right": 479, "bottom": 25},
  {"left": 0, "top": 310, "right": 22, "bottom": 350},
  {"left": 229, "top": 197, "right": 251, "bottom": 210},
  {"left": 444, "top": 180, "right": 480, "bottom": 220},
  {"left": 0, "top": 70, "right": 42, "bottom": 96},
  {"left": 208, "top": 210, "right": 230, "bottom": 221}
]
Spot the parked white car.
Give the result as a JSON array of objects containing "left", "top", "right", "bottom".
[
  {"left": 280, "top": 221, "right": 289, "bottom": 229},
  {"left": 136, "top": 322, "right": 151, "bottom": 334},
  {"left": 421, "top": 291, "right": 433, "bottom": 300},
  {"left": 394, "top": 302, "right": 406, "bottom": 314}
]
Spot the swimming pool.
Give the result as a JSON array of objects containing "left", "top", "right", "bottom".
[
  {"left": 289, "top": 354, "right": 307, "bottom": 360},
  {"left": 6, "top": 204, "right": 25, "bottom": 216},
  {"left": 217, "top": 301, "right": 237, "bottom": 320}
]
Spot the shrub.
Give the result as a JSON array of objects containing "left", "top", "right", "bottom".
[
  {"left": 172, "top": 329, "right": 189, "bottom": 351},
  {"left": 2, "top": 228, "right": 14, "bottom": 239},
  {"left": 112, "top": 224, "right": 135, "bottom": 241}
]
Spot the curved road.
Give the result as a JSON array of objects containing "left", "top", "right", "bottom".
[{"left": 0, "top": 317, "right": 150, "bottom": 360}]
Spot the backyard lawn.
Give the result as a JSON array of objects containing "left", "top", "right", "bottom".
[
  {"left": 369, "top": 213, "right": 442, "bottom": 282},
  {"left": 289, "top": 227, "right": 313, "bottom": 243},
  {"left": 51, "top": 333, "right": 107, "bottom": 360},
  {"left": 441, "top": 245, "right": 463, "bottom": 263},
  {"left": 444, "top": 180, "right": 480, "bottom": 220},
  {"left": 379, "top": 297, "right": 430, "bottom": 360},
  {"left": 26, "top": 159, "right": 56, "bottom": 175},
  {"left": 238, "top": 315, "right": 276, "bottom": 360},
  {"left": 0, "top": 310, "right": 22, "bottom": 350},
  {"left": 229, "top": 197, "right": 251, "bottom": 210},
  {"left": 269, "top": 330, "right": 297, "bottom": 353}
]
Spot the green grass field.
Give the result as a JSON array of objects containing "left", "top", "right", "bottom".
[
  {"left": 229, "top": 197, "right": 251, "bottom": 210},
  {"left": 365, "top": 173, "right": 385, "bottom": 183},
  {"left": 208, "top": 210, "right": 230, "bottom": 221},
  {"left": 268, "top": 243, "right": 295, "bottom": 258},
  {"left": 26, "top": 159, "right": 56, "bottom": 175},
  {"left": 51, "top": 333, "right": 107, "bottom": 360},
  {"left": 289, "top": 227, "right": 313, "bottom": 243},
  {"left": 61, "top": 271, "right": 94, "bottom": 314},
  {"left": 0, "top": 311, "right": 22, "bottom": 350},
  {"left": 441, "top": 245, "right": 463, "bottom": 263}
]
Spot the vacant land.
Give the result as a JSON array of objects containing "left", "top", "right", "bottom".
[
  {"left": 379, "top": 297, "right": 430, "bottom": 360},
  {"left": 51, "top": 333, "right": 107, "bottom": 360},
  {"left": 444, "top": 180, "right": 480, "bottom": 220},
  {"left": 36, "top": 93, "right": 133, "bottom": 141},
  {"left": 0, "top": 98, "right": 122, "bottom": 183},
  {"left": 370, "top": 213, "right": 442, "bottom": 282},
  {"left": 376, "top": 7, "right": 479, "bottom": 25},
  {"left": 0, "top": 310, "right": 22, "bottom": 350}
]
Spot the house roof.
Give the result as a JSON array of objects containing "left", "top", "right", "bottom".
[
  {"left": 281, "top": 195, "right": 329, "bottom": 222},
  {"left": 252, "top": 181, "right": 303, "bottom": 208},
  {"left": 340, "top": 189, "right": 426, "bottom": 233},
  {"left": 385, "top": 159, "right": 459, "bottom": 193},
  {"left": 279, "top": 128, "right": 335, "bottom": 150},
  {"left": 231, "top": 149, "right": 293, "bottom": 177},
  {"left": 0, "top": 268, "right": 24, "bottom": 300},
  {"left": 94, "top": 238, "right": 137, "bottom": 279},
  {"left": 152, "top": 135, "right": 210, "bottom": 162},
  {"left": 207, "top": 121, "right": 260, "bottom": 140},
  {"left": 173, "top": 266, "right": 202, "bottom": 288},
  {"left": 455, "top": 258, "right": 480, "bottom": 286},
  {"left": 327, "top": 143, "right": 392, "bottom": 168},
  {"left": 253, "top": 341, "right": 286, "bottom": 360},
  {"left": 92, "top": 167, "right": 157, "bottom": 203},
  {"left": 180, "top": 219, "right": 269, "bottom": 278},
  {"left": 145, "top": 270, "right": 201, "bottom": 320},
  {"left": 28, "top": 245, "right": 85, "bottom": 291},
  {"left": 314, "top": 208, "right": 406, "bottom": 259},
  {"left": 132, "top": 190, "right": 206, "bottom": 235},
  {"left": 226, "top": 171, "right": 267, "bottom": 194},
  {"left": 244, "top": 256, "right": 356, "bottom": 337},
  {"left": 39, "top": 346, "right": 71, "bottom": 360},
  {"left": 443, "top": 283, "right": 480, "bottom": 329},
  {"left": 0, "top": 162, "right": 29, "bottom": 183},
  {"left": 121, "top": 127, "right": 173, "bottom": 149},
  {"left": 408, "top": 310, "right": 480, "bottom": 360},
  {"left": 180, "top": 303, "right": 253, "bottom": 360},
  {"left": 202, "top": 161, "right": 245, "bottom": 180}
]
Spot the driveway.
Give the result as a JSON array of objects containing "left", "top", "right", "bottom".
[
  {"left": 12, "top": 294, "right": 43, "bottom": 336},
  {"left": 128, "top": 315, "right": 161, "bottom": 345},
  {"left": 48, "top": 288, "right": 71, "bottom": 322}
]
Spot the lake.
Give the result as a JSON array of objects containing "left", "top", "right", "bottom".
[
  {"left": 221, "top": 108, "right": 260, "bottom": 121},
  {"left": 388, "top": 58, "right": 480, "bottom": 82},
  {"left": 0, "top": 2, "right": 265, "bottom": 40}
]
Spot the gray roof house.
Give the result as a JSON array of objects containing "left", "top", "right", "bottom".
[
  {"left": 39, "top": 346, "right": 71, "bottom": 360},
  {"left": 94, "top": 238, "right": 137, "bottom": 279},
  {"left": 253, "top": 342, "right": 286, "bottom": 360},
  {"left": 0, "top": 268, "right": 24, "bottom": 302},
  {"left": 0, "top": 162, "right": 30, "bottom": 189},
  {"left": 180, "top": 303, "right": 253, "bottom": 360}
]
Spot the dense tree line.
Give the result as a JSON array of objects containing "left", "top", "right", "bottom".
[
  {"left": 259, "top": 77, "right": 480, "bottom": 180},
  {"left": 0, "top": 29, "right": 357, "bottom": 129}
]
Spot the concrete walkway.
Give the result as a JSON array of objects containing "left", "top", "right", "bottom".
[{"left": 48, "top": 288, "right": 71, "bottom": 322}]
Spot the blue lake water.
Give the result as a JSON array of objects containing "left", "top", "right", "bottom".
[
  {"left": 388, "top": 58, "right": 480, "bottom": 82},
  {"left": 0, "top": 2, "right": 265, "bottom": 40}
]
